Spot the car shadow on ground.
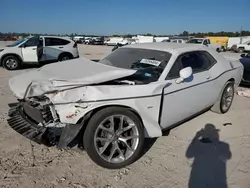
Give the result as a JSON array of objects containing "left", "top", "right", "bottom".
[{"left": 186, "top": 123, "right": 232, "bottom": 188}]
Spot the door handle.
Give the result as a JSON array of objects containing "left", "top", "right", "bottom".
[
  {"left": 32, "top": 48, "right": 36, "bottom": 50},
  {"left": 206, "top": 76, "right": 211, "bottom": 80},
  {"left": 59, "top": 47, "right": 63, "bottom": 49}
]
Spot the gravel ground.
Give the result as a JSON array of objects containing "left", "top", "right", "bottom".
[{"left": 0, "top": 42, "right": 250, "bottom": 188}]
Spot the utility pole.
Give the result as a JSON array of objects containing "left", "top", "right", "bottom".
[{"left": 240, "top": 26, "right": 243, "bottom": 44}]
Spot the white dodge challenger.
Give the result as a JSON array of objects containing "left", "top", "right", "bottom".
[{"left": 7, "top": 43, "right": 243, "bottom": 169}]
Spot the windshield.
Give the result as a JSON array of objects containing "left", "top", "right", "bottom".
[
  {"left": 7, "top": 38, "right": 27, "bottom": 47},
  {"left": 187, "top": 39, "right": 203, "bottom": 44},
  {"left": 99, "top": 47, "right": 172, "bottom": 82}
]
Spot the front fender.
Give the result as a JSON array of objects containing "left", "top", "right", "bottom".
[{"left": 54, "top": 98, "right": 163, "bottom": 138}]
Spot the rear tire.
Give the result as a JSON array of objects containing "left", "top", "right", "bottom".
[
  {"left": 238, "top": 48, "right": 244, "bottom": 53},
  {"left": 2, "top": 56, "right": 21, "bottom": 70},
  {"left": 222, "top": 46, "right": 227, "bottom": 52},
  {"left": 211, "top": 81, "right": 234, "bottom": 114},
  {"left": 83, "top": 107, "right": 145, "bottom": 169},
  {"left": 58, "top": 53, "right": 72, "bottom": 61}
]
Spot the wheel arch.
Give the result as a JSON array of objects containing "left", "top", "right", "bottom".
[
  {"left": 210, "top": 78, "right": 235, "bottom": 114},
  {"left": 74, "top": 103, "right": 161, "bottom": 140},
  {"left": 228, "top": 78, "right": 235, "bottom": 83},
  {"left": 77, "top": 104, "right": 144, "bottom": 128},
  {"left": 0, "top": 53, "right": 23, "bottom": 66},
  {"left": 57, "top": 51, "right": 73, "bottom": 60},
  {"left": 238, "top": 46, "right": 245, "bottom": 49},
  {"left": 59, "top": 104, "right": 146, "bottom": 148}
]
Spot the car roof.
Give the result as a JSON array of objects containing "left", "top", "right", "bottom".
[
  {"left": 40, "top": 36, "right": 73, "bottom": 41},
  {"left": 124, "top": 42, "right": 210, "bottom": 54}
]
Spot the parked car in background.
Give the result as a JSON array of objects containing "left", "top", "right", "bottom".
[
  {"left": 171, "top": 39, "right": 187, "bottom": 43},
  {"left": 134, "top": 35, "right": 155, "bottom": 43},
  {"left": 161, "top": 39, "right": 171, "bottom": 42},
  {"left": 0, "top": 35, "right": 79, "bottom": 70},
  {"left": 239, "top": 53, "right": 250, "bottom": 85},
  {"left": 73, "top": 36, "right": 84, "bottom": 43},
  {"left": 84, "top": 37, "right": 93, "bottom": 44},
  {"left": 76, "top": 39, "right": 84, "bottom": 44},
  {"left": 154, "top": 37, "right": 170, "bottom": 42},
  {"left": 186, "top": 38, "right": 222, "bottom": 52},
  {"left": 7, "top": 43, "right": 243, "bottom": 169},
  {"left": 90, "top": 37, "right": 105, "bottom": 45},
  {"left": 228, "top": 36, "right": 250, "bottom": 50},
  {"left": 232, "top": 41, "right": 250, "bottom": 53},
  {"left": 106, "top": 37, "right": 124, "bottom": 46},
  {"left": 112, "top": 39, "right": 137, "bottom": 51},
  {"left": 169, "top": 36, "right": 189, "bottom": 43},
  {"left": 118, "top": 38, "right": 137, "bottom": 45}
]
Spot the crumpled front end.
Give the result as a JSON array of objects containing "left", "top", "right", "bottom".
[
  {"left": 7, "top": 57, "right": 167, "bottom": 146},
  {"left": 7, "top": 102, "right": 48, "bottom": 145},
  {"left": 7, "top": 97, "right": 84, "bottom": 148}
]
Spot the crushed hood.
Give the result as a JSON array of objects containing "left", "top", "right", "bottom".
[{"left": 9, "top": 57, "right": 136, "bottom": 98}]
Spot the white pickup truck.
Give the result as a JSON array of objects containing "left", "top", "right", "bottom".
[
  {"left": 186, "top": 38, "right": 222, "bottom": 52},
  {"left": 0, "top": 35, "right": 79, "bottom": 70},
  {"left": 232, "top": 41, "right": 250, "bottom": 53}
]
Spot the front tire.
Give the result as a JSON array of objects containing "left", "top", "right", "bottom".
[
  {"left": 211, "top": 81, "right": 234, "bottom": 114},
  {"left": 2, "top": 56, "right": 21, "bottom": 70},
  {"left": 83, "top": 107, "right": 144, "bottom": 169}
]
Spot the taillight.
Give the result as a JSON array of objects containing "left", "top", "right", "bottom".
[{"left": 73, "top": 42, "right": 77, "bottom": 48}]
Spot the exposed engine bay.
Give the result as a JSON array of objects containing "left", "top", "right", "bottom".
[{"left": 24, "top": 96, "right": 63, "bottom": 127}]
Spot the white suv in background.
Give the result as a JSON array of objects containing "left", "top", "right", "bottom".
[{"left": 0, "top": 36, "right": 79, "bottom": 70}]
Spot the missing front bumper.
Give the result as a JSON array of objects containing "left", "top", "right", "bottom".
[
  {"left": 7, "top": 102, "right": 84, "bottom": 148},
  {"left": 7, "top": 102, "right": 48, "bottom": 144}
]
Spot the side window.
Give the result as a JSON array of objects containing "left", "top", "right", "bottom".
[
  {"left": 45, "top": 38, "right": 70, "bottom": 46},
  {"left": 24, "top": 38, "right": 38, "bottom": 47},
  {"left": 203, "top": 40, "right": 208, "bottom": 45},
  {"left": 181, "top": 51, "right": 216, "bottom": 73},
  {"left": 166, "top": 61, "right": 182, "bottom": 79},
  {"left": 207, "top": 39, "right": 211, "bottom": 44},
  {"left": 247, "top": 43, "right": 250, "bottom": 45},
  {"left": 166, "top": 50, "right": 217, "bottom": 80},
  {"left": 178, "top": 40, "right": 182, "bottom": 43},
  {"left": 199, "top": 51, "right": 217, "bottom": 66}
]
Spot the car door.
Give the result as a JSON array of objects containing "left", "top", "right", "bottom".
[
  {"left": 21, "top": 36, "right": 40, "bottom": 62},
  {"left": 159, "top": 51, "right": 217, "bottom": 129},
  {"left": 44, "top": 37, "right": 70, "bottom": 61},
  {"left": 203, "top": 39, "right": 208, "bottom": 46}
]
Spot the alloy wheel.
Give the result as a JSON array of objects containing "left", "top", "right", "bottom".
[
  {"left": 94, "top": 115, "right": 139, "bottom": 164},
  {"left": 5, "top": 59, "right": 18, "bottom": 69},
  {"left": 221, "top": 84, "right": 234, "bottom": 112}
]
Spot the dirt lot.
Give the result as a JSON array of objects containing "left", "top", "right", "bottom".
[{"left": 0, "top": 42, "right": 250, "bottom": 188}]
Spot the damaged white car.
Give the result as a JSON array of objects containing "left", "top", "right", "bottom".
[{"left": 7, "top": 43, "right": 243, "bottom": 169}]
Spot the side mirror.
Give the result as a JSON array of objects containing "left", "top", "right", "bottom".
[
  {"left": 176, "top": 67, "right": 193, "bottom": 84},
  {"left": 241, "top": 54, "right": 246, "bottom": 57}
]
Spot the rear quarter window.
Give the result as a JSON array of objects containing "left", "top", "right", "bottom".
[
  {"left": 45, "top": 38, "right": 70, "bottom": 46},
  {"left": 166, "top": 50, "right": 217, "bottom": 79}
]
